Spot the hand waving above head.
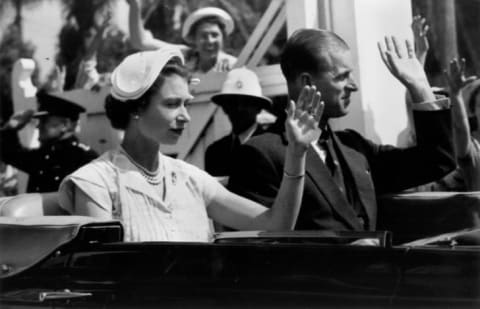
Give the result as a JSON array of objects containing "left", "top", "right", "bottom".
[
  {"left": 411, "top": 15, "right": 430, "bottom": 66},
  {"left": 378, "top": 36, "right": 434, "bottom": 103},
  {"left": 378, "top": 36, "right": 427, "bottom": 85},
  {"left": 444, "top": 58, "right": 477, "bottom": 97},
  {"left": 285, "top": 85, "right": 324, "bottom": 152},
  {"left": 443, "top": 58, "right": 477, "bottom": 159}
]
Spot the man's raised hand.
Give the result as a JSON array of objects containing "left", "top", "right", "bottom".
[{"left": 285, "top": 85, "right": 324, "bottom": 151}]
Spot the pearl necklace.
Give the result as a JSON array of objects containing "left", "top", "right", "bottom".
[{"left": 120, "top": 147, "right": 162, "bottom": 185}]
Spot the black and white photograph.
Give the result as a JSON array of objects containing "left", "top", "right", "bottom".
[{"left": 1, "top": 0, "right": 480, "bottom": 307}]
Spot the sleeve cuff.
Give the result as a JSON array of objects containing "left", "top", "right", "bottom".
[{"left": 412, "top": 97, "right": 450, "bottom": 111}]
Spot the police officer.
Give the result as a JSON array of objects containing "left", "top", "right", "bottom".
[
  {"left": 205, "top": 68, "right": 272, "bottom": 177},
  {"left": 0, "top": 90, "right": 98, "bottom": 193}
]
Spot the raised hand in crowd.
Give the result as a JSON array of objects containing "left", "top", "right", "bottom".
[
  {"left": 411, "top": 15, "right": 430, "bottom": 67},
  {"left": 214, "top": 58, "right": 233, "bottom": 73},
  {"left": 45, "top": 65, "right": 66, "bottom": 92},
  {"left": 443, "top": 58, "right": 477, "bottom": 158},
  {"left": 378, "top": 36, "right": 435, "bottom": 103},
  {"left": 1, "top": 110, "right": 35, "bottom": 131},
  {"left": 444, "top": 58, "right": 477, "bottom": 97},
  {"left": 74, "top": 9, "right": 113, "bottom": 90}
]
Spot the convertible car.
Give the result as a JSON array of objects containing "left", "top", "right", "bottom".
[{"left": 1, "top": 192, "right": 480, "bottom": 308}]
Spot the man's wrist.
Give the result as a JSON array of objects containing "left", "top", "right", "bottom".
[
  {"left": 407, "top": 82, "right": 436, "bottom": 103},
  {"left": 287, "top": 143, "right": 308, "bottom": 157}
]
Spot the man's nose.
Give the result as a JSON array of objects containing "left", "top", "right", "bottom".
[
  {"left": 178, "top": 106, "right": 191, "bottom": 123},
  {"left": 206, "top": 34, "right": 216, "bottom": 44},
  {"left": 347, "top": 76, "right": 358, "bottom": 92}
]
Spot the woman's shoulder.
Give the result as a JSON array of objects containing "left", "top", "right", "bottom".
[
  {"left": 161, "top": 154, "right": 212, "bottom": 181},
  {"left": 69, "top": 150, "right": 119, "bottom": 181},
  {"left": 161, "top": 154, "right": 198, "bottom": 172}
]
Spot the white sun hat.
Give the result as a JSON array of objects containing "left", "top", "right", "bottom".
[
  {"left": 210, "top": 67, "right": 272, "bottom": 109},
  {"left": 110, "top": 47, "right": 184, "bottom": 102},
  {"left": 182, "top": 7, "right": 234, "bottom": 44}
]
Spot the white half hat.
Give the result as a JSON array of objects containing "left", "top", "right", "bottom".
[
  {"left": 182, "top": 7, "right": 234, "bottom": 43},
  {"left": 211, "top": 67, "right": 272, "bottom": 109},
  {"left": 110, "top": 47, "right": 184, "bottom": 102}
]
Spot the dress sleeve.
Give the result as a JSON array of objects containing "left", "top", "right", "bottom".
[
  {"left": 58, "top": 161, "right": 114, "bottom": 215},
  {"left": 187, "top": 164, "right": 223, "bottom": 207}
]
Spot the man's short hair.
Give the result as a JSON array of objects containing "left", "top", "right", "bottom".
[{"left": 280, "top": 29, "right": 349, "bottom": 82}]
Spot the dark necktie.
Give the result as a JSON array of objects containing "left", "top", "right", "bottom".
[
  {"left": 319, "top": 130, "right": 367, "bottom": 228},
  {"left": 319, "top": 135, "right": 346, "bottom": 194}
]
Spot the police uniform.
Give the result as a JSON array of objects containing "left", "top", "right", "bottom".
[
  {"left": 0, "top": 91, "right": 99, "bottom": 193},
  {"left": 205, "top": 67, "right": 272, "bottom": 177}
]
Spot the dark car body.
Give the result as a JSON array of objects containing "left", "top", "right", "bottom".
[{"left": 1, "top": 221, "right": 480, "bottom": 308}]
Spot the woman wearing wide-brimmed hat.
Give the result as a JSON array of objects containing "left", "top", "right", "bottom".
[
  {"left": 58, "top": 47, "right": 324, "bottom": 242},
  {"left": 127, "top": 0, "right": 237, "bottom": 75}
]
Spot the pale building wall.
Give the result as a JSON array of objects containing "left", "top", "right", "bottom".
[{"left": 330, "top": 0, "right": 413, "bottom": 146}]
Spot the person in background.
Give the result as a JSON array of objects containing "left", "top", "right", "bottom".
[
  {"left": 415, "top": 59, "right": 480, "bottom": 192},
  {"left": 127, "top": 0, "right": 237, "bottom": 76},
  {"left": 409, "top": 16, "right": 480, "bottom": 192},
  {"left": 0, "top": 160, "right": 18, "bottom": 197},
  {"left": 73, "top": 10, "right": 113, "bottom": 91},
  {"left": 412, "top": 15, "right": 430, "bottom": 67},
  {"left": 205, "top": 67, "right": 272, "bottom": 177},
  {"left": 228, "top": 29, "right": 454, "bottom": 232},
  {"left": 0, "top": 91, "right": 98, "bottom": 193},
  {"left": 58, "top": 47, "right": 324, "bottom": 242}
]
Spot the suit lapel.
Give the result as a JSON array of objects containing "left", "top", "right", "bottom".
[
  {"left": 331, "top": 132, "right": 377, "bottom": 230},
  {"left": 305, "top": 146, "right": 362, "bottom": 230}
]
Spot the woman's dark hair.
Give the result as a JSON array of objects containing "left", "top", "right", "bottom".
[
  {"left": 190, "top": 16, "right": 227, "bottom": 40},
  {"left": 105, "top": 60, "right": 189, "bottom": 130}
]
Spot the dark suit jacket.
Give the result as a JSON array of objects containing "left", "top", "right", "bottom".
[
  {"left": 228, "top": 109, "right": 455, "bottom": 231},
  {"left": 205, "top": 127, "right": 265, "bottom": 177}
]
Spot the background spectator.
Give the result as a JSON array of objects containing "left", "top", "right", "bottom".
[{"left": 205, "top": 67, "right": 272, "bottom": 177}]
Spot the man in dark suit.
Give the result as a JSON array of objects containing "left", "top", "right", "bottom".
[
  {"left": 228, "top": 29, "right": 455, "bottom": 231},
  {"left": 1, "top": 90, "right": 98, "bottom": 193},
  {"left": 205, "top": 68, "right": 272, "bottom": 177}
]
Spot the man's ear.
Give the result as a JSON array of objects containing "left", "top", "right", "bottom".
[
  {"left": 62, "top": 118, "right": 75, "bottom": 133},
  {"left": 299, "top": 73, "right": 313, "bottom": 87}
]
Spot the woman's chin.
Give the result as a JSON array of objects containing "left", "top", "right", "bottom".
[
  {"left": 161, "top": 132, "right": 183, "bottom": 145},
  {"left": 200, "top": 49, "right": 219, "bottom": 59}
]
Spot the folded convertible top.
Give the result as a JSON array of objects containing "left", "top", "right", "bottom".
[{"left": 0, "top": 216, "right": 123, "bottom": 278}]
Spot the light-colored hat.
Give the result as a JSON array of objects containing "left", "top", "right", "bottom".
[
  {"left": 182, "top": 7, "right": 234, "bottom": 43},
  {"left": 110, "top": 48, "right": 184, "bottom": 102},
  {"left": 211, "top": 67, "right": 272, "bottom": 109}
]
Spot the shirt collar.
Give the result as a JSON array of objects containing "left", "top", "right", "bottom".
[{"left": 238, "top": 123, "right": 258, "bottom": 144}]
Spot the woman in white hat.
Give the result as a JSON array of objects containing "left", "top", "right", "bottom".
[
  {"left": 58, "top": 47, "right": 324, "bottom": 242},
  {"left": 127, "top": 0, "right": 237, "bottom": 75}
]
